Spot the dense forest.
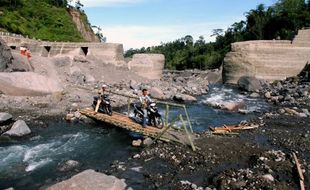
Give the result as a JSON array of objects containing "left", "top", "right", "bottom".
[
  {"left": 0, "top": 0, "right": 88, "bottom": 41},
  {"left": 125, "top": 0, "right": 310, "bottom": 70}
]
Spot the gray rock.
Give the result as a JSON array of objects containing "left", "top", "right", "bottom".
[
  {"left": 74, "top": 111, "right": 81, "bottom": 119},
  {"left": 264, "top": 92, "right": 271, "bottom": 99},
  {"left": 132, "top": 139, "right": 142, "bottom": 147},
  {"left": 143, "top": 137, "right": 153, "bottom": 146},
  {"left": 46, "top": 169, "right": 127, "bottom": 190},
  {"left": 220, "top": 101, "right": 246, "bottom": 112},
  {"left": 3, "top": 120, "right": 31, "bottom": 137},
  {"left": 191, "top": 184, "right": 197, "bottom": 189},
  {"left": 132, "top": 154, "right": 140, "bottom": 159},
  {"left": 284, "top": 94, "right": 292, "bottom": 101},
  {"left": 302, "top": 109, "right": 310, "bottom": 116},
  {"left": 278, "top": 109, "right": 286, "bottom": 114},
  {"left": 237, "top": 76, "right": 262, "bottom": 92},
  {"left": 73, "top": 56, "right": 89, "bottom": 63},
  {"left": 129, "top": 79, "right": 139, "bottom": 90},
  {"left": 149, "top": 87, "right": 165, "bottom": 99},
  {"left": 0, "top": 112, "right": 13, "bottom": 124},
  {"left": 0, "top": 38, "right": 13, "bottom": 72},
  {"left": 58, "top": 160, "right": 79, "bottom": 172},
  {"left": 173, "top": 94, "right": 197, "bottom": 102},
  {"left": 85, "top": 74, "right": 96, "bottom": 83},
  {"left": 261, "top": 174, "right": 274, "bottom": 182},
  {"left": 232, "top": 180, "right": 247, "bottom": 189},
  {"left": 71, "top": 72, "right": 86, "bottom": 85},
  {"left": 206, "top": 69, "right": 222, "bottom": 84},
  {"left": 297, "top": 113, "right": 308, "bottom": 118},
  {"left": 53, "top": 57, "right": 71, "bottom": 67},
  {"left": 249, "top": 92, "right": 260, "bottom": 98}
]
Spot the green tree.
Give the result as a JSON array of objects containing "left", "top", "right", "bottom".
[{"left": 246, "top": 4, "right": 271, "bottom": 40}]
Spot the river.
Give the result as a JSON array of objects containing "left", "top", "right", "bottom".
[{"left": 0, "top": 85, "right": 269, "bottom": 189}]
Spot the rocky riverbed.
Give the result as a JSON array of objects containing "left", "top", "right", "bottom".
[
  {"left": 99, "top": 74, "right": 310, "bottom": 190},
  {"left": 1, "top": 72, "right": 309, "bottom": 190},
  {"left": 102, "top": 115, "right": 309, "bottom": 190}
]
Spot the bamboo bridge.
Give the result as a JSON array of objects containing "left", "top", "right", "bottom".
[{"left": 79, "top": 92, "right": 197, "bottom": 151}]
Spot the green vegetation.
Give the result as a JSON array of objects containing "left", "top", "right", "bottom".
[
  {"left": 0, "top": 0, "right": 86, "bottom": 41},
  {"left": 125, "top": 0, "right": 310, "bottom": 70}
]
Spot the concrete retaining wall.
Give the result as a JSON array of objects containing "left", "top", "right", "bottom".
[
  {"left": 0, "top": 35, "right": 125, "bottom": 66},
  {"left": 223, "top": 29, "right": 310, "bottom": 84},
  {"left": 128, "top": 54, "right": 165, "bottom": 80},
  {"left": 0, "top": 34, "right": 166, "bottom": 78}
]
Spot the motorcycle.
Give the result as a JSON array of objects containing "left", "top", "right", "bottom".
[
  {"left": 92, "top": 94, "right": 113, "bottom": 116},
  {"left": 133, "top": 102, "right": 164, "bottom": 129}
]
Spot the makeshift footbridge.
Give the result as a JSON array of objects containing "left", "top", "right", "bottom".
[{"left": 79, "top": 91, "right": 197, "bottom": 151}]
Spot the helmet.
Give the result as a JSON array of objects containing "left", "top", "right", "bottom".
[{"left": 102, "top": 84, "right": 107, "bottom": 88}]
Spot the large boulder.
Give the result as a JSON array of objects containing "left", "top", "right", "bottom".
[
  {"left": 0, "top": 72, "right": 62, "bottom": 96},
  {"left": 46, "top": 169, "right": 127, "bottom": 190},
  {"left": 0, "top": 37, "right": 13, "bottom": 71},
  {"left": 0, "top": 112, "right": 13, "bottom": 124},
  {"left": 10, "top": 52, "right": 31, "bottom": 72},
  {"left": 206, "top": 68, "right": 222, "bottom": 84},
  {"left": 237, "top": 76, "right": 262, "bottom": 92},
  {"left": 149, "top": 87, "right": 165, "bottom": 99},
  {"left": 220, "top": 101, "right": 246, "bottom": 112},
  {"left": 3, "top": 120, "right": 31, "bottom": 137},
  {"left": 173, "top": 94, "right": 197, "bottom": 102}
]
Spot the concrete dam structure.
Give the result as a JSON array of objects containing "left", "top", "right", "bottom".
[
  {"left": 223, "top": 29, "right": 310, "bottom": 84},
  {"left": 0, "top": 33, "right": 165, "bottom": 80},
  {"left": 0, "top": 33, "right": 125, "bottom": 66}
]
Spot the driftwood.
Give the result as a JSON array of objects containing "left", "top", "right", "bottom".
[
  {"left": 210, "top": 123, "right": 259, "bottom": 133},
  {"left": 292, "top": 152, "right": 305, "bottom": 190}
]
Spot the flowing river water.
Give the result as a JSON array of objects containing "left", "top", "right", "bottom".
[{"left": 0, "top": 85, "right": 269, "bottom": 189}]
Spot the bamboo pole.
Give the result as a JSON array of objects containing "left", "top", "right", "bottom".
[
  {"left": 293, "top": 152, "right": 305, "bottom": 190},
  {"left": 183, "top": 105, "right": 193, "bottom": 133},
  {"left": 165, "top": 104, "right": 169, "bottom": 127},
  {"left": 179, "top": 115, "right": 196, "bottom": 151},
  {"left": 153, "top": 116, "right": 180, "bottom": 144},
  {"left": 108, "top": 91, "right": 185, "bottom": 108},
  {"left": 127, "top": 97, "right": 131, "bottom": 116}
]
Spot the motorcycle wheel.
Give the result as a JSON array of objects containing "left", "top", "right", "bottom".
[
  {"left": 105, "top": 105, "right": 113, "bottom": 116},
  {"left": 133, "top": 109, "right": 144, "bottom": 124},
  {"left": 155, "top": 116, "right": 164, "bottom": 129}
]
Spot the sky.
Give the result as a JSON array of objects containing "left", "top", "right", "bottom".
[{"left": 81, "top": 0, "right": 276, "bottom": 50}]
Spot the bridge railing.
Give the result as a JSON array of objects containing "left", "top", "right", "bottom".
[{"left": 108, "top": 91, "right": 196, "bottom": 151}]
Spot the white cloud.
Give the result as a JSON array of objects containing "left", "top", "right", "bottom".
[
  {"left": 80, "top": 0, "right": 144, "bottom": 7},
  {"left": 102, "top": 22, "right": 234, "bottom": 50}
]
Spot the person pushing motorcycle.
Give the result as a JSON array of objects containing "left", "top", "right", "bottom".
[{"left": 139, "top": 89, "right": 152, "bottom": 128}]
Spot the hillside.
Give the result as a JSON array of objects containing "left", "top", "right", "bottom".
[{"left": 0, "top": 0, "right": 99, "bottom": 42}]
